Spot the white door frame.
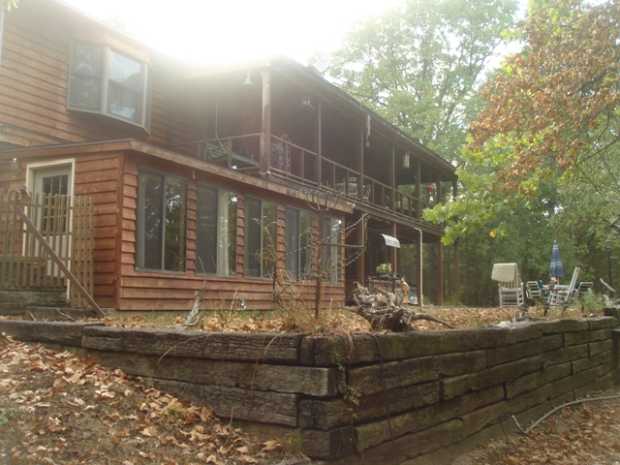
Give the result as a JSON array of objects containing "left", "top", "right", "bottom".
[{"left": 25, "top": 159, "right": 76, "bottom": 300}]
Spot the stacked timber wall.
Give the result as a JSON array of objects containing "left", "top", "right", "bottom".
[{"left": 1, "top": 317, "right": 619, "bottom": 464}]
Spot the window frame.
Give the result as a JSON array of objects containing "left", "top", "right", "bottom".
[
  {"left": 195, "top": 183, "right": 238, "bottom": 277},
  {"left": 67, "top": 41, "right": 150, "bottom": 130},
  {"left": 244, "top": 197, "right": 277, "bottom": 279},
  {"left": 136, "top": 169, "right": 187, "bottom": 273},
  {"left": 285, "top": 207, "right": 314, "bottom": 281},
  {"left": 320, "top": 216, "right": 342, "bottom": 285}
]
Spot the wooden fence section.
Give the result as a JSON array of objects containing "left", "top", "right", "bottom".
[{"left": 0, "top": 190, "right": 95, "bottom": 308}]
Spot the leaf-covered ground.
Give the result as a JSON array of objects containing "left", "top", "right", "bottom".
[
  {"left": 0, "top": 336, "right": 300, "bottom": 465},
  {"left": 458, "top": 396, "right": 620, "bottom": 465},
  {"left": 99, "top": 305, "right": 604, "bottom": 334}
]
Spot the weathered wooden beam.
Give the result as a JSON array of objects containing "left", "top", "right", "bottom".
[
  {"left": 81, "top": 326, "right": 302, "bottom": 362},
  {"left": 260, "top": 68, "right": 272, "bottom": 175},
  {"left": 299, "top": 381, "right": 440, "bottom": 430},
  {"left": 152, "top": 378, "right": 298, "bottom": 426},
  {"left": 0, "top": 320, "right": 99, "bottom": 347},
  {"left": 89, "top": 351, "right": 342, "bottom": 396}
]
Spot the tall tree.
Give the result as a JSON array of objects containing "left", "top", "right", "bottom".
[
  {"left": 427, "top": 0, "right": 620, "bottom": 298},
  {"left": 320, "top": 0, "right": 517, "bottom": 160}
]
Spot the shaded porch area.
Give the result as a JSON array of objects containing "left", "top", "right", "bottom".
[{"left": 345, "top": 214, "right": 445, "bottom": 306}]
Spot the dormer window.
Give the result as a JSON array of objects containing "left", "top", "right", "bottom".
[{"left": 68, "top": 42, "right": 149, "bottom": 128}]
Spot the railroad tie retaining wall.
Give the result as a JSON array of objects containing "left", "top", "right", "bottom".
[{"left": 1, "top": 317, "right": 619, "bottom": 464}]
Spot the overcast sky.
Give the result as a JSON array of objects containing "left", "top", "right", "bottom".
[{"left": 61, "top": 0, "right": 405, "bottom": 66}]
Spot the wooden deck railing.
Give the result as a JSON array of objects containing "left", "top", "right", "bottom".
[
  {"left": 269, "top": 135, "right": 421, "bottom": 216},
  {"left": 186, "top": 133, "right": 430, "bottom": 219},
  {"left": 0, "top": 190, "right": 100, "bottom": 313}
]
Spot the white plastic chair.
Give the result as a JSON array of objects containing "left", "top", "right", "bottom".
[{"left": 549, "top": 267, "right": 580, "bottom": 308}]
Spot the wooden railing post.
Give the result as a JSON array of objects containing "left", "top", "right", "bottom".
[
  {"left": 260, "top": 68, "right": 272, "bottom": 176},
  {"left": 316, "top": 101, "right": 323, "bottom": 185}
]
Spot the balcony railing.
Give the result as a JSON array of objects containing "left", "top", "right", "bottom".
[{"left": 191, "top": 134, "right": 429, "bottom": 219}]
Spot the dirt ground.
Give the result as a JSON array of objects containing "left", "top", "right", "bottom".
[
  {"left": 455, "top": 395, "right": 620, "bottom": 465},
  {"left": 0, "top": 337, "right": 302, "bottom": 465}
]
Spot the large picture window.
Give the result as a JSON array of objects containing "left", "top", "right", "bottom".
[
  {"left": 320, "top": 217, "right": 342, "bottom": 284},
  {"left": 68, "top": 42, "right": 149, "bottom": 127},
  {"left": 137, "top": 172, "right": 186, "bottom": 271},
  {"left": 245, "top": 198, "right": 276, "bottom": 278},
  {"left": 285, "top": 208, "right": 313, "bottom": 280},
  {"left": 196, "top": 186, "right": 237, "bottom": 276}
]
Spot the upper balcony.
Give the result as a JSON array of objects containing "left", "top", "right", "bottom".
[{"left": 178, "top": 59, "right": 457, "bottom": 230}]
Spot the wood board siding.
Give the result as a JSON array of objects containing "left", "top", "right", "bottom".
[
  {"left": 0, "top": 16, "right": 197, "bottom": 151},
  {"left": 118, "top": 154, "right": 345, "bottom": 311},
  {"left": 0, "top": 151, "right": 122, "bottom": 308}
]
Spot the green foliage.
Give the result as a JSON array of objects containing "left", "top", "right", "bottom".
[
  {"left": 578, "top": 292, "right": 606, "bottom": 313},
  {"left": 320, "top": 0, "right": 517, "bottom": 161}
]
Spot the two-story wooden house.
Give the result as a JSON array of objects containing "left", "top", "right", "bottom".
[{"left": 0, "top": 0, "right": 456, "bottom": 311}]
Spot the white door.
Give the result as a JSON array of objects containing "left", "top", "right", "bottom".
[{"left": 29, "top": 164, "right": 73, "bottom": 277}]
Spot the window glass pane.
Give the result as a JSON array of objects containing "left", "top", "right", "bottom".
[
  {"left": 320, "top": 217, "right": 341, "bottom": 284},
  {"left": 216, "top": 191, "right": 237, "bottom": 276},
  {"left": 299, "top": 211, "right": 313, "bottom": 279},
  {"left": 69, "top": 44, "right": 102, "bottom": 111},
  {"left": 285, "top": 208, "right": 299, "bottom": 280},
  {"left": 245, "top": 198, "right": 262, "bottom": 277},
  {"left": 73, "top": 44, "right": 102, "bottom": 77},
  {"left": 196, "top": 186, "right": 218, "bottom": 274},
  {"left": 108, "top": 83, "right": 142, "bottom": 122},
  {"left": 109, "top": 52, "right": 144, "bottom": 90},
  {"left": 164, "top": 177, "right": 186, "bottom": 271},
  {"left": 227, "top": 194, "right": 238, "bottom": 275},
  {"left": 108, "top": 51, "right": 144, "bottom": 122},
  {"left": 139, "top": 173, "right": 163, "bottom": 269},
  {"left": 261, "top": 201, "right": 276, "bottom": 278}
]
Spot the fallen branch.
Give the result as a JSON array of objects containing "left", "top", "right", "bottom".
[
  {"left": 350, "top": 282, "right": 453, "bottom": 332},
  {"left": 513, "top": 393, "right": 620, "bottom": 435}
]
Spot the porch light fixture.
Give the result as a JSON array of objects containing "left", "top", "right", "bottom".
[{"left": 230, "top": 195, "right": 238, "bottom": 203}]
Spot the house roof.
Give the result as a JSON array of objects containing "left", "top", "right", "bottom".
[
  {"left": 189, "top": 57, "right": 457, "bottom": 181},
  {"left": 0, "top": 139, "right": 356, "bottom": 214},
  {"left": 21, "top": 0, "right": 456, "bottom": 181}
]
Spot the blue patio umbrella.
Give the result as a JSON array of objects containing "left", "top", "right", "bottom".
[{"left": 549, "top": 240, "right": 565, "bottom": 279}]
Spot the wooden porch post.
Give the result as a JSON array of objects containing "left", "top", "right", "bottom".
[
  {"left": 355, "top": 214, "right": 366, "bottom": 286},
  {"left": 417, "top": 229, "right": 423, "bottom": 306},
  {"left": 358, "top": 122, "right": 365, "bottom": 199},
  {"left": 259, "top": 68, "right": 272, "bottom": 176},
  {"left": 391, "top": 145, "right": 397, "bottom": 210},
  {"left": 415, "top": 162, "right": 422, "bottom": 218},
  {"left": 435, "top": 181, "right": 442, "bottom": 205},
  {"left": 316, "top": 100, "right": 323, "bottom": 185},
  {"left": 437, "top": 240, "right": 444, "bottom": 305},
  {"left": 391, "top": 222, "right": 398, "bottom": 274}
]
